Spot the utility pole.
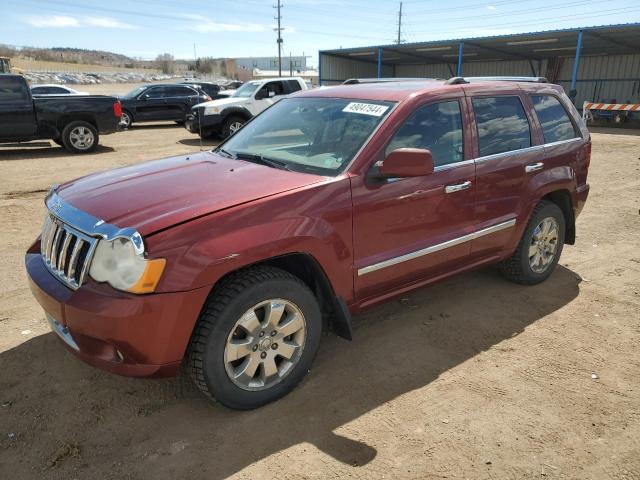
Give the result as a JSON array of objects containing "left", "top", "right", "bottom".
[
  {"left": 274, "top": 0, "right": 283, "bottom": 77},
  {"left": 397, "top": 2, "right": 403, "bottom": 45},
  {"left": 289, "top": 51, "right": 293, "bottom": 76}
]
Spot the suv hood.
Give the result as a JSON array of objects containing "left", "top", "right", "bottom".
[
  {"left": 193, "top": 96, "right": 246, "bottom": 109},
  {"left": 56, "top": 151, "right": 325, "bottom": 236}
]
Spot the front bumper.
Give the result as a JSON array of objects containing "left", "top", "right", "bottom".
[
  {"left": 185, "top": 111, "right": 222, "bottom": 134},
  {"left": 25, "top": 245, "right": 211, "bottom": 378}
]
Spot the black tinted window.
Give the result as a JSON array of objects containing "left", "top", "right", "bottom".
[
  {"left": 165, "top": 86, "right": 194, "bottom": 96},
  {"left": 31, "top": 86, "right": 48, "bottom": 94},
  {"left": 472, "top": 96, "right": 531, "bottom": 157},
  {"left": 198, "top": 84, "right": 218, "bottom": 96},
  {"left": 0, "top": 78, "right": 29, "bottom": 101},
  {"left": 262, "top": 81, "right": 285, "bottom": 96},
  {"left": 386, "top": 100, "right": 464, "bottom": 167},
  {"left": 531, "top": 95, "right": 577, "bottom": 143},
  {"left": 144, "top": 87, "right": 166, "bottom": 99},
  {"left": 286, "top": 80, "right": 302, "bottom": 93}
]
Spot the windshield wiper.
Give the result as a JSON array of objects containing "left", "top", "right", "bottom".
[
  {"left": 234, "top": 152, "right": 292, "bottom": 171},
  {"left": 214, "top": 147, "right": 235, "bottom": 159}
]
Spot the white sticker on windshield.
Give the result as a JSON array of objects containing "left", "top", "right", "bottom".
[{"left": 342, "top": 102, "right": 389, "bottom": 117}]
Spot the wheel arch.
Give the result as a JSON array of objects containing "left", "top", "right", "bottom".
[
  {"left": 57, "top": 115, "right": 98, "bottom": 134},
  {"left": 541, "top": 189, "right": 575, "bottom": 245},
  {"left": 205, "top": 252, "right": 353, "bottom": 340},
  {"left": 221, "top": 106, "right": 253, "bottom": 122}
]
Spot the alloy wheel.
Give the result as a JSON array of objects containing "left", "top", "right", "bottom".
[
  {"left": 69, "top": 126, "right": 95, "bottom": 151},
  {"left": 529, "top": 217, "right": 559, "bottom": 273},
  {"left": 224, "top": 299, "right": 306, "bottom": 391}
]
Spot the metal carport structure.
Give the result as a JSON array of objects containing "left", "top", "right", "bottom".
[{"left": 319, "top": 23, "right": 640, "bottom": 106}]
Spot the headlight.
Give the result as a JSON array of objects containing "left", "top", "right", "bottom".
[
  {"left": 203, "top": 106, "right": 220, "bottom": 115},
  {"left": 89, "top": 238, "right": 166, "bottom": 294}
]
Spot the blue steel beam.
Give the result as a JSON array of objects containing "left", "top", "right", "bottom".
[
  {"left": 570, "top": 30, "right": 584, "bottom": 92},
  {"left": 457, "top": 42, "right": 464, "bottom": 76}
]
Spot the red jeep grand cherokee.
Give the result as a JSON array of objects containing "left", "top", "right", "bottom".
[{"left": 26, "top": 77, "right": 590, "bottom": 409}]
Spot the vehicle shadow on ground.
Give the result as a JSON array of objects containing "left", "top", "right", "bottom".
[
  {"left": 0, "top": 144, "right": 115, "bottom": 161},
  {"left": 0, "top": 266, "right": 580, "bottom": 479}
]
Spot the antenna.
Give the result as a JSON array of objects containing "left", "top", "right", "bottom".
[
  {"left": 397, "top": 2, "right": 403, "bottom": 44},
  {"left": 274, "top": 0, "right": 283, "bottom": 77}
]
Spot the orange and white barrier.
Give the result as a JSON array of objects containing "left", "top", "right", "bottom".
[{"left": 583, "top": 101, "right": 640, "bottom": 122}]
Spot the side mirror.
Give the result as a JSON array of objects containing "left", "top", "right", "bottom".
[
  {"left": 378, "top": 148, "right": 434, "bottom": 178},
  {"left": 268, "top": 90, "right": 276, "bottom": 98},
  {"left": 140, "top": 93, "right": 150, "bottom": 100}
]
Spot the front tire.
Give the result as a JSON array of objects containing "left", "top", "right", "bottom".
[
  {"left": 61, "top": 121, "right": 99, "bottom": 154},
  {"left": 221, "top": 115, "right": 246, "bottom": 138},
  {"left": 499, "top": 200, "right": 565, "bottom": 285},
  {"left": 188, "top": 266, "right": 322, "bottom": 410},
  {"left": 120, "top": 110, "right": 133, "bottom": 129}
]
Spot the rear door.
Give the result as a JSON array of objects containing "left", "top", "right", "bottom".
[
  {"left": 135, "top": 86, "right": 168, "bottom": 120},
  {"left": 352, "top": 97, "right": 477, "bottom": 300},
  {"left": 467, "top": 93, "right": 541, "bottom": 256},
  {"left": 164, "top": 85, "right": 199, "bottom": 120},
  {"left": 0, "top": 77, "right": 37, "bottom": 138}
]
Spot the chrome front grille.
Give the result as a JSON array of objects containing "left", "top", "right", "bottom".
[{"left": 40, "top": 213, "right": 98, "bottom": 290}]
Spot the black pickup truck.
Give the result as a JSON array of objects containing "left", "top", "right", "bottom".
[{"left": 0, "top": 75, "right": 121, "bottom": 153}]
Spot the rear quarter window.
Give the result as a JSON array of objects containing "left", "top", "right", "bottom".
[
  {"left": 472, "top": 96, "right": 531, "bottom": 157},
  {"left": 531, "top": 94, "right": 578, "bottom": 143}
]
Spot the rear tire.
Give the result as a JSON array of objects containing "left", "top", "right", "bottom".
[
  {"left": 188, "top": 266, "right": 322, "bottom": 410},
  {"left": 221, "top": 115, "right": 246, "bottom": 138},
  {"left": 61, "top": 121, "right": 99, "bottom": 154},
  {"left": 499, "top": 200, "right": 565, "bottom": 285}
]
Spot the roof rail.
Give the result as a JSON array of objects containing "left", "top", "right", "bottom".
[
  {"left": 445, "top": 76, "right": 549, "bottom": 85},
  {"left": 342, "top": 77, "right": 442, "bottom": 85}
]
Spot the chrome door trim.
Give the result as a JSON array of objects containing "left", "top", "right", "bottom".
[
  {"left": 474, "top": 145, "right": 544, "bottom": 164},
  {"left": 357, "top": 218, "right": 516, "bottom": 276},
  {"left": 543, "top": 137, "right": 582, "bottom": 148}
]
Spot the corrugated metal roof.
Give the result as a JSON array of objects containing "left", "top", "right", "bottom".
[{"left": 320, "top": 23, "right": 640, "bottom": 65}]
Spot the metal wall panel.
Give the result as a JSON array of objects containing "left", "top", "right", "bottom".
[{"left": 320, "top": 53, "right": 393, "bottom": 85}]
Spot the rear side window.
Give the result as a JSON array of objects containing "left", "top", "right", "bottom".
[
  {"left": 285, "top": 80, "right": 302, "bottom": 93},
  {"left": 386, "top": 100, "right": 464, "bottom": 167},
  {"left": 472, "top": 96, "right": 531, "bottom": 157},
  {"left": 531, "top": 95, "right": 578, "bottom": 143},
  {"left": 165, "top": 86, "right": 195, "bottom": 96},
  {"left": 0, "top": 78, "right": 29, "bottom": 101}
]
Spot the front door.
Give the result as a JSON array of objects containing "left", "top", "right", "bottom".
[
  {"left": 352, "top": 99, "right": 476, "bottom": 300},
  {"left": 135, "top": 86, "right": 169, "bottom": 120}
]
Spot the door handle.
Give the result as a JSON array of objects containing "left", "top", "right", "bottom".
[
  {"left": 525, "top": 162, "right": 544, "bottom": 173},
  {"left": 444, "top": 180, "right": 472, "bottom": 194}
]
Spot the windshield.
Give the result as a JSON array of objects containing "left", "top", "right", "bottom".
[
  {"left": 219, "top": 97, "right": 394, "bottom": 176},
  {"left": 233, "top": 82, "right": 260, "bottom": 98},
  {"left": 122, "top": 86, "right": 148, "bottom": 99}
]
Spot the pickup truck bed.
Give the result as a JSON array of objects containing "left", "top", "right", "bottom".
[{"left": 0, "top": 75, "right": 121, "bottom": 153}]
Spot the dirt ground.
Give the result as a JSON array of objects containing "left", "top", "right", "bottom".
[{"left": 0, "top": 101, "right": 639, "bottom": 480}]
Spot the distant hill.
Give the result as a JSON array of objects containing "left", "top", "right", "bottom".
[{"left": 0, "top": 45, "right": 155, "bottom": 69}]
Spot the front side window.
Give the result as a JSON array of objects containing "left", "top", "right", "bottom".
[
  {"left": 531, "top": 95, "right": 578, "bottom": 143},
  {"left": 141, "top": 87, "right": 166, "bottom": 99},
  {"left": 233, "top": 82, "right": 260, "bottom": 98},
  {"left": 220, "top": 97, "right": 394, "bottom": 176},
  {"left": 472, "top": 96, "right": 531, "bottom": 157},
  {"left": 259, "top": 81, "right": 285, "bottom": 97},
  {"left": 385, "top": 100, "right": 464, "bottom": 167}
]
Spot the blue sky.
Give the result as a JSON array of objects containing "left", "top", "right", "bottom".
[{"left": 3, "top": 0, "right": 640, "bottom": 65}]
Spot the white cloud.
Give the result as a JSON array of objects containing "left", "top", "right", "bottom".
[
  {"left": 23, "top": 15, "right": 137, "bottom": 30},
  {"left": 487, "top": 5, "right": 497, "bottom": 10},
  {"left": 84, "top": 16, "right": 137, "bottom": 30},
  {"left": 25, "top": 15, "right": 80, "bottom": 28},
  {"left": 181, "top": 14, "right": 269, "bottom": 33}
]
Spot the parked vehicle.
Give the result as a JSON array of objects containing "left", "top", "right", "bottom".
[
  {"left": 0, "top": 74, "right": 121, "bottom": 153},
  {"left": 26, "top": 77, "right": 590, "bottom": 409},
  {"left": 0, "top": 57, "right": 11, "bottom": 74},
  {"left": 179, "top": 81, "right": 227, "bottom": 99},
  {"left": 31, "top": 84, "right": 89, "bottom": 96},
  {"left": 118, "top": 83, "right": 211, "bottom": 128},
  {"left": 185, "top": 77, "right": 308, "bottom": 138}
]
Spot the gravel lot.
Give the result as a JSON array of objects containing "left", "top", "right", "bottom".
[{"left": 0, "top": 103, "right": 639, "bottom": 479}]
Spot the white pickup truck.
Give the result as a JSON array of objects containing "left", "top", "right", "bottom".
[{"left": 185, "top": 77, "right": 309, "bottom": 138}]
